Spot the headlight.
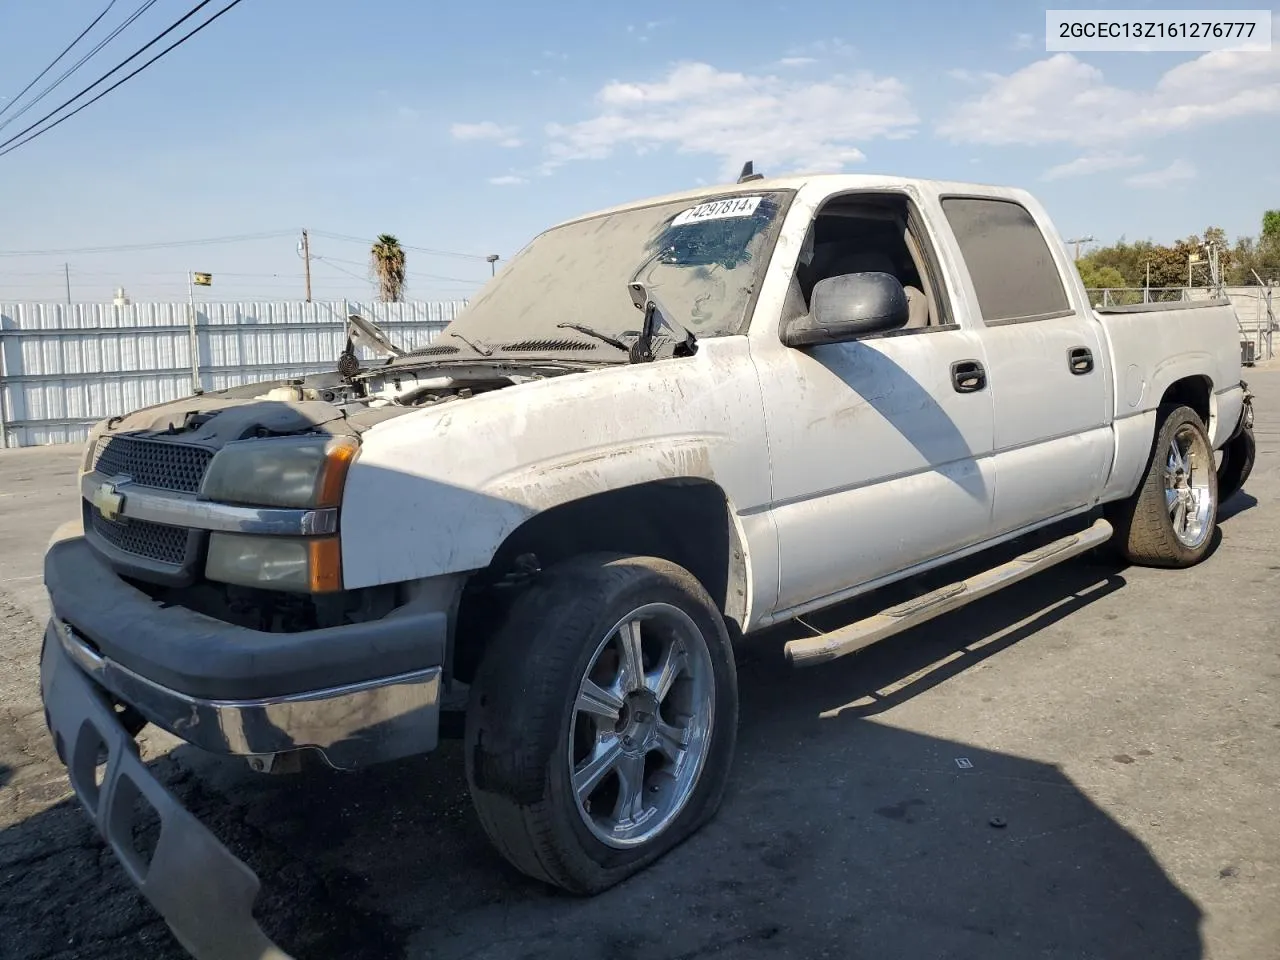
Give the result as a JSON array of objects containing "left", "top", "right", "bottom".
[
  {"left": 206, "top": 533, "right": 342, "bottom": 593},
  {"left": 200, "top": 435, "right": 358, "bottom": 508},
  {"left": 81, "top": 431, "right": 101, "bottom": 473}
]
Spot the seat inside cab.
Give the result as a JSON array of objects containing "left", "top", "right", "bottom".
[{"left": 792, "top": 198, "right": 940, "bottom": 331}]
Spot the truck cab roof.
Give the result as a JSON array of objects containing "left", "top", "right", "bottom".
[{"left": 554, "top": 173, "right": 1034, "bottom": 230}]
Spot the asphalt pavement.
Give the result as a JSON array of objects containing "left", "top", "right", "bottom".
[{"left": 1, "top": 374, "right": 1278, "bottom": 960}]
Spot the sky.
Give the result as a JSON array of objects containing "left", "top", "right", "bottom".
[{"left": 0, "top": 0, "right": 1278, "bottom": 303}]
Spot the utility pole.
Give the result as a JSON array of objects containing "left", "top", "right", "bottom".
[
  {"left": 187, "top": 271, "right": 200, "bottom": 395},
  {"left": 63, "top": 263, "right": 71, "bottom": 305},
  {"left": 1065, "top": 235, "right": 1094, "bottom": 262},
  {"left": 301, "top": 228, "right": 313, "bottom": 302}
]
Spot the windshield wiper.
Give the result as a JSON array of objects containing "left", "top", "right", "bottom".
[
  {"left": 626, "top": 281, "right": 697, "bottom": 363},
  {"left": 555, "top": 322, "right": 630, "bottom": 353},
  {"left": 448, "top": 331, "right": 493, "bottom": 357}
]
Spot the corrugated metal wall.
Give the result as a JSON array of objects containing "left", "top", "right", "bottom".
[{"left": 0, "top": 300, "right": 461, "bottom": 447}]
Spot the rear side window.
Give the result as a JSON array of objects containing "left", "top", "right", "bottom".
[{"left": 941, "top": 197, "right": 1071, "bottom": 323}]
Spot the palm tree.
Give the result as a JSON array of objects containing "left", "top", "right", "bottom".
[{"left": 370, "top": 234, "right": 407, "bottom": 302}]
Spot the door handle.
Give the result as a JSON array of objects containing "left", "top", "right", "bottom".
[
  {"left": 1068, "top": 346, "right": 1094, "bottom": 375},
  {"left": 951, "top": 359, "right": 986, "bottom": 393}
]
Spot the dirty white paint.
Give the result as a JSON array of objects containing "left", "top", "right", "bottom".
[
  {"left": 340, "top": 337, "right": 776, "bottom": 613},
  {"left": 332, "top": 173, "right": 1241, "bottom": 631}
]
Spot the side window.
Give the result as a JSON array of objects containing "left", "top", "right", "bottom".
[
  {"left": 941, "top": 197, "right": 1071, "bottom": 324},
  {"left": 782, "top": 194, "right": 955, "bottom": 333}
]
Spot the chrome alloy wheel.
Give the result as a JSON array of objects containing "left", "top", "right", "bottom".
[
  {"left": 568, "top": 602, "right": 715, "bottom": 849},
  {"left": 1165, "top": 422, "right": 1214, "bottom": 548}
]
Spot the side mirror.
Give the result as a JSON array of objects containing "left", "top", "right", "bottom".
[{"left": 782, "top": 272, "right": 909, "bottom": 347}]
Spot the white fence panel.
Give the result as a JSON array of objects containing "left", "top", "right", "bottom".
[{"left": 0, "top": 299, "right": 461, "bottom": 447}]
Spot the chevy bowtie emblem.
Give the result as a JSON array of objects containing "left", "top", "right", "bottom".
[{"left": 91, "top": 480, "right": 126, "bottom": 522}]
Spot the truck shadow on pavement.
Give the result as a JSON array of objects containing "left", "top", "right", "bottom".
[
  {"left": 0, "top": 555, "right": 1203, "bottom": 960},
  {"left": 1218, "top": 490, "right": 1258, "bottom": 524}
]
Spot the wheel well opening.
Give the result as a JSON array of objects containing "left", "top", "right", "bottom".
[
  {"left": 1160, "top": 376, "right": 1211, "bottom": 427},
  {"left": 451, "top": 480, "right": 744, "bottom": 683}
]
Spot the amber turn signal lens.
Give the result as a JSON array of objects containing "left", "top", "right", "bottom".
[
  {"left": 307, "top": 536, "right": 343, "bottom": 593},
  {"left": 316, "top": 437, "right": 359, "bottom": 508}
]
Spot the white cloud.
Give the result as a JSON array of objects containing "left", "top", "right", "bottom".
[
  {"left": 1012, "top": 32, "right": 1035, "bottom": 50},
  {"left": 450, "top": 121, "right": 522, "bottom": 148},
  {"left": 1125, "top": 159, "right": 1196, "bottom": 188},
  {"left": 488, "top": 174, "right": 528, "bottom": 186},
  {"left": 1041, "top": 151, "right": 1144, "bottom": 181},
  {"left": 777, "top": 57, "right": 816, "bottom": 67},
  {"left": 938, "top": 48, "right": 1280, "bottom": 146},
  {"left": 542, "top": 61, "right": 917, "bottom": 179}
]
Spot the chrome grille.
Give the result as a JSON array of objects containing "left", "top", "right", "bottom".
[
  {"left": 93, "top": 436, "right": 213, "bottom": 493},
  {"left": 87, "top": 506, "right": 188, "bottom": 566}
]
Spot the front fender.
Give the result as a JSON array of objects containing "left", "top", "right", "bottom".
[{"left": 336, "top": 341, "right": 771, "bottom": 590}]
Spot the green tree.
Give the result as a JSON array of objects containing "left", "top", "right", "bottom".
[
  {"left": 1076, "top": 261, "right": 1126, "bottom": 291},
  {"left": 1256, "top": 211, "right": 1280, "bottom": 283},
  {"left": 1262, "top": 210, "right": 1280, "bottom": 247},
  {"left": 370, "top": 234, "right": 407, "bottom": 302},
  {"left": 1228, "top": 236, "right": 1257, "bottom": 285}
]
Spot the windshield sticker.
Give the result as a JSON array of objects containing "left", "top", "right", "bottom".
[{"left": 670, "top": 196, "right": 763, "bottom": 227}]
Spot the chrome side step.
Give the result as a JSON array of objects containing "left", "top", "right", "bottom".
[{"left": 784, "top": 518, "right": 1114, "bottom": 667}]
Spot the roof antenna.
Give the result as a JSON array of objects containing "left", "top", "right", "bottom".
[{"left": 737, "top": 160, "right": 764, "bottom": 183}]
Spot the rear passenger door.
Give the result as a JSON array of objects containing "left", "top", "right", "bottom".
[{"left": 939, "top": 196, "right": 1112, "bottom": 535}]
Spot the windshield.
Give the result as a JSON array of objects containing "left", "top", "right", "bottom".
[{"left": 436, "top": 190, "right": 793, "bottom": 357}]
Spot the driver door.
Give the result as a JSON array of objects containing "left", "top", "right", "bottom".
[{"left": 750, "top": 195, "right": 996, "bottom": 617}]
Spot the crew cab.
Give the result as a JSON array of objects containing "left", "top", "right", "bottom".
[{"left": 39, "top": 172, "right": 1255, "bottom": 959}]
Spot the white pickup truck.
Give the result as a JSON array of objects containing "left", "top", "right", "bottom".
[{"left": 40, "top": 172, "right": 1255, "bottom": 959}]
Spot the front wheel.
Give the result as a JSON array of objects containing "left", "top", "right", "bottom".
[
  {"left": 464, "top": 553, "right": 738, "bottom": 894},
  {"left": 1109, "top": 404, "right": 1218, "bottom": 567}
]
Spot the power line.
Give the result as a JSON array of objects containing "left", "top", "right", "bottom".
[
  {"left": 315, "top": 252, "right": 485, "bottom": 285},
  {"left": 0, "top": 0, "right": 160, "bottom": 134},
  {"left": 310, "top": 229, "right": 491, "bottom": 262},
  {"left": 312, "top": 256, "right": 368, "bottom": 283},
  {"left": 0, "top": 230, "right": 295, "bottom": 257},
  {"left": 0, "top": 0, "right": 120, "bottom": 124},
  {"left": 0, "top": 0, "right": 249, "bottom": 158},
  {"left": 0, "top": 231, "right": 491, "bottom": 281},
  {"left": 0, "top": 0, "right": 215, "bottom": 153}
]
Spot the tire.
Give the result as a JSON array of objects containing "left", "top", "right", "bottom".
[
  {"left": 1217, "top": 424, "right": 1255, "bottom": 504},
  {"left": 1108, "top": 404, "right": 1218, "bottom": 568},
  {"left": 464, "top": 553, "right": 738, "bottom": 894}
]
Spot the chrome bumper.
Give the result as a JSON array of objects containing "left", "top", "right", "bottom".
[
  {"left": 41, "top": 631, "right": 293, "bottom": 960},
  {"left": 49, "top": 618, "right": 443, "bottom": 770}
]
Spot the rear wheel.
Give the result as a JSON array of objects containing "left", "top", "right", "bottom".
[
  {"left": 1109, "top": 404, "right": 1218, "bottom": 567},
  {"left": 464, "top": 553, "right": 738, "bottom": 893}
]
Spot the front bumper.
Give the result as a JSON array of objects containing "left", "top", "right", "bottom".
[
  {"left": 48, "top": 617, "right": 443, "bottom": 770},
  {"left": 41, "top": 633, "right": 293, "bottom": 960},
  {"left": 45, "top": 536, "right": 449, "bottom": 770}
]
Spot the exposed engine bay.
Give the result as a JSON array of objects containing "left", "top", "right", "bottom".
[
  {"left": 247, "top": 367, "right": 516, "bottom": 422},
  {"left": 92, "top": 314, "right": 572, "bottom": 446}
]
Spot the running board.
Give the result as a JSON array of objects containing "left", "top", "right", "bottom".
[{"left": 784, "top": 518, "right": 1114, "bottom": 667}]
